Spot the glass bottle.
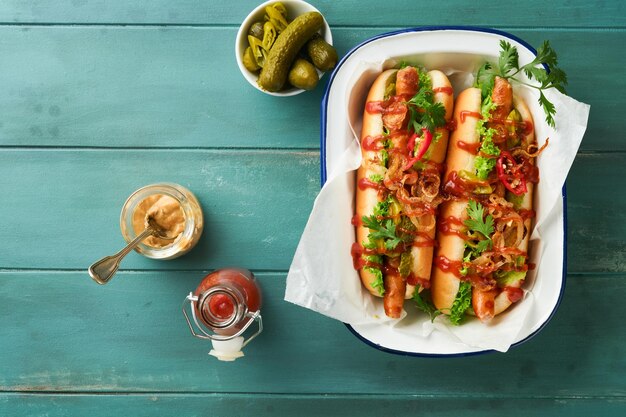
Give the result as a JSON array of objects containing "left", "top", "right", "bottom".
[{"left": 183, "top": 268, "right": 263, "bottom": 361}]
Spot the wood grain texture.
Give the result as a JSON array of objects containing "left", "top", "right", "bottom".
[
  {"left": 0, "top": 27, "right": 619, "bottom": 151},
  {"left": 1, "top": 394, "right": 625, "bottom": 417},
  {"left": 1, "top": 272, "right": 624, "bottom": 397},
  {"left": 0, "top": 0, "right": 622, "bottom": 413},
  {"left": 0, "top": 150, "right": 623, "bottom": 273},
  {"left": 0, "top": 0, "right": 623, "bottom": 26},
  {"left": 0, "top": 26, "right": 327, "bottom": 149},
  {"left": 566, "top": 152, "right": 626, "bottom": 272},
  {"left": 0, "top": 149, "right": 319, "bottom": 271}
]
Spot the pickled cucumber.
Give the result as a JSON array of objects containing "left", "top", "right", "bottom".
[
  {"left": 257, "top": 12, "right": 324, "bottom": 92},
  {"left": 288, "top": 59, "right": 319, "bottom": 90},
  {"left": 307, "top": 36, "right": 338, "bottom": 71}
]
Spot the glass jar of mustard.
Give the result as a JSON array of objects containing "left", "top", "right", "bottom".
[{"left": 120, "top": 183, "right": 203, "bottom": 260}]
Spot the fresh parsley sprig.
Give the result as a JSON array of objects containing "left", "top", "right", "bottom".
[
  {"left": 464, "top": 200, "right": 494, "bottom": 255},
  {"left": 361, "top": 213, "right": 418, "bottom": 252},
  {"left": 476, "top": 40, "right": 568, "bottom": 128},
  {"left": 362, "top": 215, "right": 402, "bottom": 251},
  {"left": 464, "top": 200, "right": 494, "bottom": 238},
  {"left": 407, "top": 70, "right": 447, "bottom": 135}
]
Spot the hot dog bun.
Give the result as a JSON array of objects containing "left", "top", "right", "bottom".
[
  {"left": 354, "top": 67, "right": 453, "bottom": 318},
  {"left": 432, "top": 77, "right": 537, "bottom": 323},
  {"left": 487, "top": 93, "right": 535, "bottom": 317},
  {"left": 431, "top": 199, "right": 468, "bottom": 311},
  {"left": 356, "top": 69, "right": 394, "bottom": 298},
  {"left": 431, "top": 88, "right": 481, "bottom": 312},
  {"left": 409, "top": 70, "right": 453, "bottom": 288}
]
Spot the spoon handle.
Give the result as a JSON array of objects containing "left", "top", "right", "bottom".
[{"left": 88, "top": 227, "right": 154, "bottom": 285}]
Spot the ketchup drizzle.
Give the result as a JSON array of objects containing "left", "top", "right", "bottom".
[
  {"left": 460, "top": 110, "right": 482, "bottom": 123},
  {"left": 438, "top": 216, "right": 468, "bottom": 240},
  {"left": 434, "top": 255, "right": 464, "bottom": 278},
  {"left": 504, "top": 286, "right": 524, "bottom": 303},
  {"left": 358, "top": 177, "right": 386, "bottom": 192},
  {"left": 456, "top": 140, "right": 481, "bottom": 155},
  {"left": 362, "top": 135, "right": 384, "bottom": 151},
  {"left": 433, "top": 86, "right": 454, "bottom": 95}
]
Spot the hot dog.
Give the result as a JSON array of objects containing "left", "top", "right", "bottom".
[
  {"left": 351, "top": 66, "right": 453, "bottom": 318},
  {"left": 431, "top": 76, "right": 543, "bottom": 323}
]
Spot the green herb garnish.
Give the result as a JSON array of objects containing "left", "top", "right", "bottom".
[
  {"left": 369, "top": 173, "right": 384, "bottom": 183},
  {"left": 362, "top": 216, "right": 402, "bottom": 251},
  {"left": 474, "top": 156, "right": 497, "bottom": 180},
  {"left": 495, "top": 270, "right": 526, "bottom": 286},
  {"left": 476, "top": 40, "right": 567, "bottom": 128},
  {"left": 464, "top": 200, "right": 495, "bottom": 241},
  {"left": 365, "top": 266, "right": 385, "bottom": 296},
  {"left": 413, "top": 288, "right": 441, "bottom": 322},
  {"left": 462, "top": 200, "right": 495, "bottom": 259},
  {"left": 449, "top": 281, "right": 472, "bottom": 325},
  {"left": 459, "top": 251, "right": 472, "bottom": 276},
  {"left": 473, "top": 95, "right": 500, "bottom": 179},
  {"left": 407, "top": 71, "right": 447, "bottom": 135},
  {"left": 372, "top": 198, "right": 390, "bottom": 217},
  {"left": 380, "top": 149, "right": 389, "bottom": 168}
]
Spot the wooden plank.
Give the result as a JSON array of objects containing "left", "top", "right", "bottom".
[
  {"left": 0, "top": 150, "right": 624, "bottom": 273},
  {"left": 0, "top": 26, "right": 327, "bottom": 149},
  {"left": 0, "top": 27, "right": 618, "bottom": 151},
  {"left": 0, "top": 0, "right": 623, "bottom": 27},
  {"left": 566, "top": 152, "right": 626, "bottom": 272},
  {"left": 1, "top": 393, "right": 625, "bottom": 417},
  {"left": 1, "top": 271, "right": 624, "bottom": 397},
  {"left": 0, "top": 1, "right": 619, "bottom": 415},
  {"left": 0, "top": 149, "right": 319, "bottom": 271}
]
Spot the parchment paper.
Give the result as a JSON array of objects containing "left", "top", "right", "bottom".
[{"left": 285, "top": 36, "right": 590, "bottom": 353}]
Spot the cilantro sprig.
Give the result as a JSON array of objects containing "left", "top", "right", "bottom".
[
  {"left": 362, "top": 215, "right": 402, "bottom": 251},
  {"left": 362, "top": 213, "right": 416, "bottom": 252},
  {"left": 360, "top": 197, "right": 416, "bottom": 296},
  {"left": 476, "top": 40, "right": 568, "bottom": 128},
  {"left": 464, "top": 200, "right": 494, "bottom": 238},
  {"left": 407, "top": 70, "right": 447, "bottom": 135},
  {"left": 464, "top": 200, "right": 494, "bottom": 255}
]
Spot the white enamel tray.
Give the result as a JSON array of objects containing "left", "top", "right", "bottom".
[{"left": 320, "top": 27, "right": 566, "bottom": 356}]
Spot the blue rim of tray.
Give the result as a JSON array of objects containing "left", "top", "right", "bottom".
[{"left": 319, "top": 26, "right": 568, "bottom": 357}]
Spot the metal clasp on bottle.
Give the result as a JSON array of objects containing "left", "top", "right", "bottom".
[{"left": 182, "top": 289, "right": 263, "bottom": 348}]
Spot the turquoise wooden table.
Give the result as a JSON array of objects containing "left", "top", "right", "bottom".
[{"left": 1, "top": 1, "right": 624, "bottom": 415}]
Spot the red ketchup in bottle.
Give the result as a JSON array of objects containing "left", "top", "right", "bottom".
[{"left": 183, "top": 268, "right": 263, "bottom": 361}]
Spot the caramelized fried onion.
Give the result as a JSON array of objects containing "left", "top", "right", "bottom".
[
  {"left": 418, "top": 170, "right": 441, "bottom": 202},
  {"left": 492, "top": 214, "right": 525, "bottom": 249},
  {"left": 486, "top": 194, "right": 514, "bottom": 219},
  {"left": 512, "top": 138, "right": 549, "bottom": 159}
]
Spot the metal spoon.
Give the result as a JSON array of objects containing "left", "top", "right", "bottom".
[{"left": 88, "top": 216, "right": 175, "bottom": 285}]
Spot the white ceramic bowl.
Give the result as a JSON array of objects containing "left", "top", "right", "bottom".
[{"left": 235, "top": 0, "right": 333, "bottom": 97}]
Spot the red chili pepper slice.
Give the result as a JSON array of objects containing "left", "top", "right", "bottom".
[
  {"left": 406, "top": 132, "right": 418, "bottom": 154},
  {"left": 496, "top": 151, "right": 527, "bottom": 195},
  {"left": 415, "top": 128, "right": 433, "bottom": 160},
  {"left": 403, "top": 128, "right": 433, "bottom": 171}
]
